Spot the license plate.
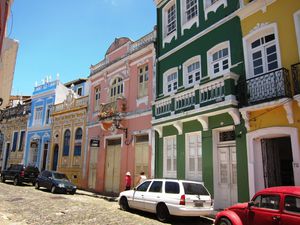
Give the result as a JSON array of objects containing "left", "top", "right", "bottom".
[{"left": 194, "top": 200, "right": 204, "bottom": 207}]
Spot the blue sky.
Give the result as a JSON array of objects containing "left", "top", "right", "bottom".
[{"left": 8, "top": 0, "right": 156, "bottom": 95}]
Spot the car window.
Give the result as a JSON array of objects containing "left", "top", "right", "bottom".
[
  {"left": 284, "top": 195, "right": 300, "bottom": 214},
  {"left": 149, "top": 181, "right": 162, "bottom": 193},
  {"left": 165, "top": 181, "right": 180, "bottom": 194},
  {"left": 41, "top": 171, "right": 48, "bottom": 177},
  {"left": 183, "top": 182, "right": 209, "bottom": 195},
  {"left": 53, "top": 173, "right": 68, "bottom": 180},
  {"left": 136, "top": 181, "right": 151, "bottom": 192},
  {"left": 252, "top": 195, "right": 280, "bottom": 210}
]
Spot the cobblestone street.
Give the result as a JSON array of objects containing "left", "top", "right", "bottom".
[{"left": 0, "top": 182, "right": 213, "bottom": 225}]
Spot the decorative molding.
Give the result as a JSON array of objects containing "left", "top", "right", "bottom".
[
  {"left": 240, "top": 111, "right": 250, "bottom": 131},
  {"left": 173, "top": 121, "right": 183, "bottom": 135},
  {"left": 228, "top": 108, "right": 240, "bottom": 125},
  {"left": 249, "top": 22, "right": 269, "bottom": 34},
  {"left": 153, "top": 126, "right": 163, "bottom": 138},
  {"left": 196, "top": 116, "right": 208, "bottom": 131},
  {"left": 294, "top": 94, "right": 300, "bottom": 107},
  {"left": 283, "top": 101, "right": 294, "bottom": 124},
  {"left": 203, "top": 0, "right": 228, "bottom": 20}
]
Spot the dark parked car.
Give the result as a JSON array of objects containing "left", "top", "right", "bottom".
[
  {"left": 35, "top": 170, "right": 76, "bottom": 194},
  {"left": 0, "top": 164, "right": 40, "bottom": 186}
]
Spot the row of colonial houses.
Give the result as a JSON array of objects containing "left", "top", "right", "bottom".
[{"left": 1, "top": 0, "right": 300, "bottom": 210}]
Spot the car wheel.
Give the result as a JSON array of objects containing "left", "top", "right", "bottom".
[
  {"left": 156, "top": 203, "right": 170, "bottom": 223},
  {"left": 13, "top": 177, "right": 19, "bottom": 186},
  {"left": 70, "top": 190, "right": 76, "bottom": 195},
  {"left": 119, "top": 196, "right": 130, "bottom": 211},
  {"left": 0, "top": 176, "right": 5, "bottom": 183},
  {"left": 51, "top": 186, "right": 56, "bottom": 194},
  {"left": 35, "top": 182, "right": 39, "bottom": 189},
  {"left": 217, "top": 217, "right": 233, "bottom": 225}
]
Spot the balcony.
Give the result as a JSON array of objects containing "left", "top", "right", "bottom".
[
  {"left": 292, "top": 63, "right": 300, "bottom": 95},
  {"left": 239, "top": 68, "right": 292, "bottom": 106},
  {"left": 53, "top": 96, "right": 88, "bottom": 114},
  {"left": 98, "top": 98, "right": 127, "bottom": 121},
  {"left": 0, "top": 103, "right": 31, "bottom": 122}
]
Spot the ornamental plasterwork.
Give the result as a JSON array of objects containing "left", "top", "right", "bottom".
[
  {"left": 249, "top": 22, "right": 269, "bottom": 34},
  {"left": 63, "top": 90, "right": 76, "bottom": 110}
]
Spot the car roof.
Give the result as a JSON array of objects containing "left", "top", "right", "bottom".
[
  {"left": 143, "top": 178, "right": 204, "bottom": 184},
  {"left": 257, "top": 186, "right": 300, "bottom": 196}
]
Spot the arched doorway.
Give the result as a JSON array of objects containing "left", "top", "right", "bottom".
[{"left": 52, "top": 144, "right": 59, "bottom": 171}]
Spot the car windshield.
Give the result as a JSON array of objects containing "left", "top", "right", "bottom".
[
  {"left": 183, "top": 182, "right": 209, "bottom": 195},
  {"left": 53, "top": 173, "right": 68, "bottom": 180}
]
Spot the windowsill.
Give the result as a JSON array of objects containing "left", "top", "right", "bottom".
[
  {"left": 204, "top": 0, "right": 228, "bottom": 20},
  {"left": 163, "top": 31, "right": 177, "bottom": 48},
  {"left": 136, "top": 96, "right": 148, "bottom": 107},
  {"left": 181, "top": 16, "right": 198, "bottom": 35}
]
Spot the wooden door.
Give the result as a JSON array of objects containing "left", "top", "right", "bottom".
[
  {"left": 105, "top": 144, "right": 121, "bottom": 193},
  {"left": 88, "top": 147, "right": 98, "bottom": 189},
  {"left": 135, "top": 142, "right": 149, "bottom": 183}
]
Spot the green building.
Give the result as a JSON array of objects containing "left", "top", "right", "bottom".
[{"left": 152, "top": 0, "right": 248, "bottom": 209}]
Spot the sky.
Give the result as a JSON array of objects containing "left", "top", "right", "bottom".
[{"left": 7, "top": 0, "right": 156, "bottom": 96}]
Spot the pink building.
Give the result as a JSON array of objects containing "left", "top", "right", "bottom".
[{"left": 83, "top": 30, "right": 156, "bottom": 194}]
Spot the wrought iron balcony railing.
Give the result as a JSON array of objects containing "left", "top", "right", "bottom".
[
  {"left": 291, "top": 63, "right": 300, "bottom": 95},
  {"left": 239, "top": 68, "right": 291, "bottom": 106},
  {"left": 0, "top": 103, "right": 31, "bottom": 122}
]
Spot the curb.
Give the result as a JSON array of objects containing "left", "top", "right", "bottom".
[{"left": 76, "top": 190, "right": 118, "bottom": 202}]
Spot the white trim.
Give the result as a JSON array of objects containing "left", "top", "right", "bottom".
[
  {"left": 182, "top": 55, "right": 201, "bottom": 87},
  {"left": 294, "top": 94, "right": 300, "bottom": 107},
  {"left": 283, "top": 101, "right": 294, "bottom": 124},
  {"left": 180, "top": 0, "right": 199, "bottom": 35},
  {"left": 203, "top": 0, "right": 228, "bottom": 21},
  {"left": 207, "top": 41, "right": 231, "bottom": 79},
  {"left": 246, "top": 127, "right": 300, "bottom": 198},
  {"left": 243, "top": 23, "right": 281, "bottom": 79},
  {"left": 163, "top": 135, "right": 177, "bottom": 178},
  {"left": 237, "top": 0, "right": 276, "bottom": 20},
  {"left": 104, "top": 134, "right": 124, "bottom": 148},
  {"left": 31, "top": 90, "right": 55, "bottom": 100},
  {"left": 173, "top": 121, "right": 183, "bottom": 135},
  {"left": 163, "top": 67, "right": 178, "bottom": 95},
  {"left": 162, "top": 0, "right": 177, "bottom": 48},
  {"left": 294, "top": 10, "right": 300, "bottom": 59},
  {"left": 153, "top": 126, "right": 163, "bottom": 138}
]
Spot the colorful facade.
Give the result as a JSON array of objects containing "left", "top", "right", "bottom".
[
  {"left": 84, "top": 30, "right": 156, "bottom": 193},
  {"left": 153, "top": 0, "right": 249, "bottom": 209},
  {"left": 0, "top": 99, "right": 31, "bottom": 170},
  {"left": 48, "top": 79, "right": 88, "bottom": 188},
  {"left": 24, "top": 78, "right": 69, "bottom": 171},
  {"left": 238, "top": 0, "right": 300, "bottom": 199}
]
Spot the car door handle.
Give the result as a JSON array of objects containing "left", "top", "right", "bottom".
[{"left": 272, "top": 216, "right": 280, "bottom": 221}]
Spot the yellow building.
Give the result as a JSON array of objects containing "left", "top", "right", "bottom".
[
  {"left": 238, "top": 0, "right": 300, "bottom": 198},
  {"left": 49, "top": 90, "right": 88, "bottom": 188}
]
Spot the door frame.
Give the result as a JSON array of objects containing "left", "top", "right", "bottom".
[
  {"left": 246, "top": 127, "right": 300, "bottom": 198},
  {"left": 213, "top": 126, "right": 237, "bottom": 209}
]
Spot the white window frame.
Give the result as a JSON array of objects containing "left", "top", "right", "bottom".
[
  {"left": 77, "top": 87, "right": 83, "bottom": 96},
  {"left": 163, "top": 67, "right": 178, "bottom": 95},
  {"left": 183, "top": 55, "right": 201, "bottom": 87},
  {"left": 44, "top": 104, "right": 52, "bottom": 125},
  {"left": 243, "top": 23, "right": 281, "bottom": 79},
  {"left": 162, "top": 0, "right": 177, "bottom": 48},
  {"left": 185, "top": 132, "right": 202, "bottom": 181},
  {"left": 203, "top": 0, "right": 228, "bottom": 20},
  {"left": 294, "top": 10, "right": 300, "bottom": 59},
  {"left": 207, "top": 41, "right": 231, "bottom": 78},
  {"left": 110, "top": 76, "right": 124, "bottom": 102},
  {"left": 94, "top": 86, "right": 101, "bottom": 111},
  {"left": 138, "top": 64, "right": 149, "bottom": 98},
  {"left": 163, "top": 135, "right": 177, "bottom": 178},
  {"left": 180, "top": 0, "right": 199, "bottom": 35},
  {"left": 33, "top": 106, "right": 43, "bottom": 126}
]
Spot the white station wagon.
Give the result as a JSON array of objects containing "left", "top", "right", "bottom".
[{"left": 118, "top": 179, "right": 214, "bottom": 222}]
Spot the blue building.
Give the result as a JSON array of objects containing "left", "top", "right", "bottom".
[
  {"left": 65, "top": 78, "right": 88, "bottom": 97},
  {"left": 24, "top": 78, "right": 69, "bottom": 171}
]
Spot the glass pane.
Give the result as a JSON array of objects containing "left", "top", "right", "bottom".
[
  {"left": 149, "top": 181, "right": 163, "bottom": 193},
  {"left": 266, "top": 45, "right": 276, "bottom": 55},
  {"left": 251, "top": 39, "right": 261, "bottom": 49},
  {"left": 253, "top": 51, "right": 262, "bottom": 59},
  {"left": 285, "top": 196, "right": 300, "bottom": 214},
  {"left": 268, "top": 61, "right": 278, "bottom": 71},
  {"left": 183, "top": 182, "right": 209, "bottom": 195},
  {"left": 254, "top": 67, "right": 264, "bottom": 75},
  {"left": 265, "top": 34, "right": 275, "bottom": 43},
  {"left": 165, "top": 182, "right": 180, "bottom": 194}
]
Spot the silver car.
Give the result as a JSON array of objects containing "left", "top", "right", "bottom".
[{"left": 118, "top": 179, "right": 213, "bottom": 222}]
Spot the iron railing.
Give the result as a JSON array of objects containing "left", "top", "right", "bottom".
[
  {"left": 291, "top": 63, "right": 300, "bottom": 95},
  {"left": 240, "top": 68, "right": 291, "bottom": 106},
  {"left": 0, "top": 103, "right": 31, "bottom": 122}
]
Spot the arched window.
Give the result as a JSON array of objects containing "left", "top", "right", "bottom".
[
  {"left": 63, "top": 129, "right": 71, "bottom": 156},
  {"left": 74, "top": 128, "right": 82, "bottom": 156},
  {"left": 110, "top": 77, "right": 123, "bottom": 101}
]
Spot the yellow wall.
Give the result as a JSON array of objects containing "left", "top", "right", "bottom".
[{"left": 241, "top": 0, "right": 300, "bottom": 68}]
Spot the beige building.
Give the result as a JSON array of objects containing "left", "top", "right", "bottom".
[{"left": 49, "top": 90, "right": 88, "bottom": 188}]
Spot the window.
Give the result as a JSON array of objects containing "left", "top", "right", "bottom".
[
  {"left": 136, "top": 181, "right": 151, "bottom": 192},
  {"left": 185, "top": 0, "right": 198, "bottom": 21},
  {"left": 138, "top": 65, "right": 149, "bottom": 98},
  {"left": 183, "top": 56, "right": 201, "bottom": 86},
  {"left": 34, "top": 106, "right": 43, "bottom": 126},
  {"left": 163, "top": 68, "right": 178, "bottom": 95},
  {"left": 284, "top": 196, "right": 300, "bottom": 214},
  {"left": 162, "top": 0, "right": 177, "bottom": 47},
  {"left": 149, "top": 181, "right": 163, "bottom": 193},
  {"left": 183, "top": 182, "right": 209, "bottom": 195},
  {"left": 74, "top": 128, "right": 82, "bottom": 156},
  {"left": 186, "top": 133, "right": 202, "bottom": 181},
  {"left": 45, "top": 105, "right": 52, "bottom": 125},
  {"left": 166, "top": 4, "right": 176, "bottom": 35},
  {"left": 94, "top": 86, "right": 101, "bottom": 111},
  {"left": 208, "top": 42, "right": 230, "bottom": 77},
  {"left": 18, "top": 131, "right": 25, "bottom": 151},
  {"left": 163, "top": 136, "right": 177, "bottom": 178},
  {"left": 77, "top": 87, "right": 83, "bottom": 96},
  {"left": 63, "top": 129, "right": 71, "bottom": 156},
  {"left": 110, "top": 77, "right": 124, "bottom": 102},
  {"left": 167, "top": 72, "right": 178, "bottom": 93},
  {"left": 250, "top": 33, "right": 278, "bottom": 76},
  {"left": 165, "top": 181, "right": 180, "bottom": 194},
  {"left": 203, "top": 0, "right": 227, "bottom": 20},
  {"left": 252, "top": 195, "right": 280, "bottom": 210},
  {"left": 11, "top": 131, "right": 18, "bottom": 152},
  {"left": 294, "top": 10, "right": 300, "bottom": 58}
]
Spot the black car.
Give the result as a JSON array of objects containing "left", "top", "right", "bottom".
[
  {"left": 0, "top": 164, "right": 40, "bottom": 186},
  {"left": 35, "top": 170, "right": 76, "bottom": 194}
]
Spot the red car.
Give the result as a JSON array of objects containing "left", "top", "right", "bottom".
[{"left": 215, "top": 186, "right": 300, "bottom": 225}]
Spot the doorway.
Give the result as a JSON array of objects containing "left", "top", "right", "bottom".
[
  {"left": 4, "top": 143, "right": 10, "bottom": 169},
  {"left": 42, "top": 143, "right": 48, "bottom": 171},
  {"left": 88, "top": 147, "right": 98, "bottom": 189},
  {"left": 135, "top": 135, "right": 149, "bottom": 183},
  {"left": 52, "top": 144, "right": 59, "bottom": 171},
  {"left": 105, "top": 139, "right": 121, "bottom": 193},
  {"left": 261, "top": 137, "right": 294, "bottom": 187}
]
